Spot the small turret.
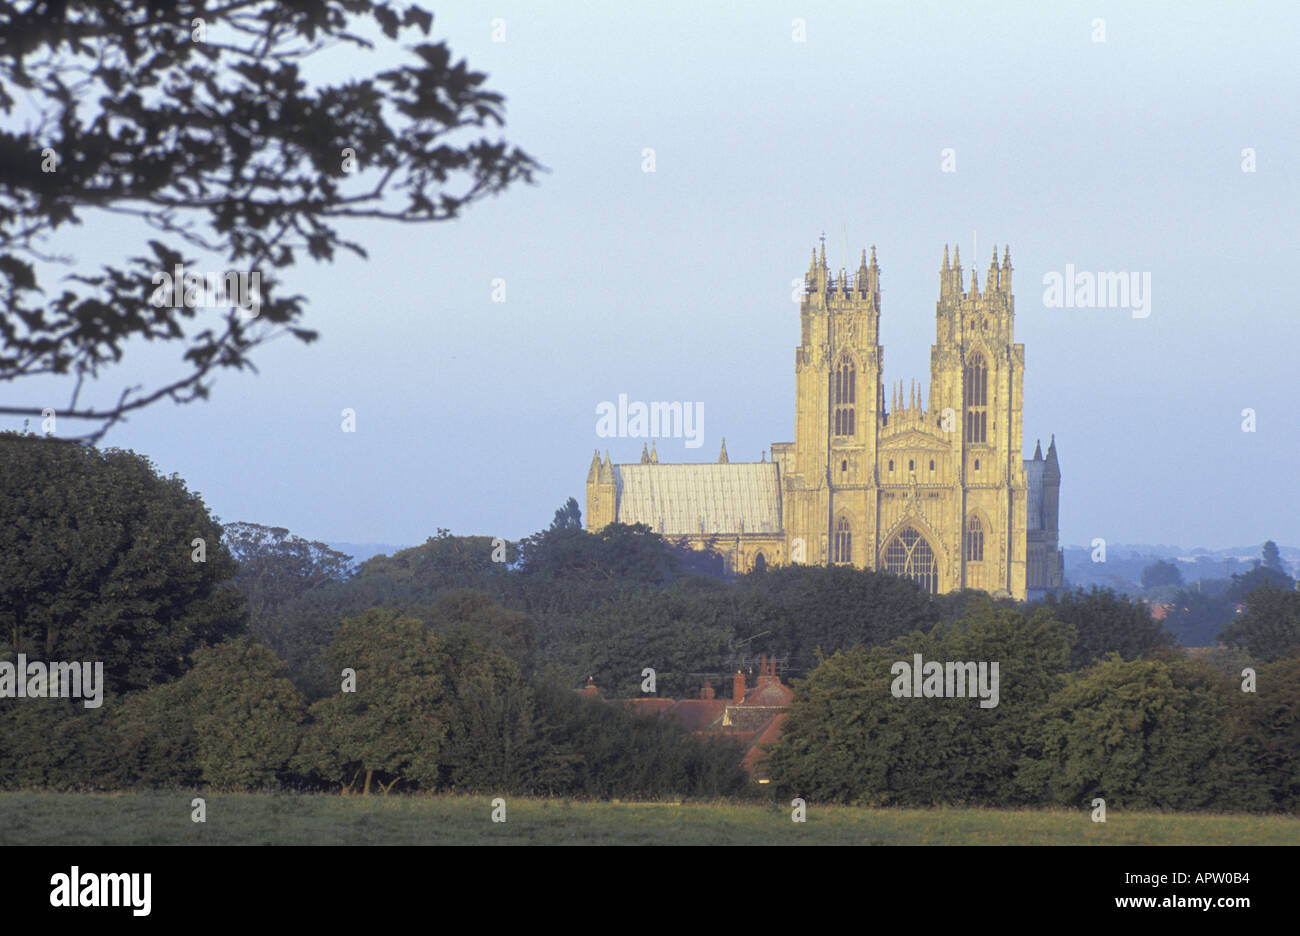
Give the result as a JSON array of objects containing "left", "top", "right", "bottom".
[
  {"left": 1033, "top": 439, "right": 1043, "bottom": 460},
  {"left": 649, "top": 439, "right": 658, "bottom": 463},
  {"left": 1042, "top": 434, "right": 1061, "bottom": 536},
  {"left": 640, "top": 443, "right": 650, "bottom": 464},
  {"left": 586, "top": 449, "right": 602, "bottom": 483},
  {"left": 718, "top": 437, "right": 729, "bottom": 463},
  {"left": 988, "top": 247, "right": 1000, "bottom": 294},
  {"left": 1000, "top": 245, "right": 1012, "bottom": 294}
]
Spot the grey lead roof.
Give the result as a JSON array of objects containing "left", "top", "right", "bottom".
[{"left": 615, "top": 462, "right": 782, "bottom": 535}]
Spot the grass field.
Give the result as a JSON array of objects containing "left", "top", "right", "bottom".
[{"left": 1, "top": 792, "right": 1296, "bottom": 845}]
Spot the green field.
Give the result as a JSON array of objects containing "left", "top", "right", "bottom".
[{"left": 1, "top": 792, "right": 1296, "bottom": 845}]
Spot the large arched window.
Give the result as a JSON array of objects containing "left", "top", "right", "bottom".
[
  {"left": 834, "top": 358, "right": 855, "bottom": 437},
  {"left": 964, "top": 515, "right": 985, "bottom": 562},
  {"left": 834, "top": 517, "right": 852, "bottom": 564},
  {"left": 883, "top": 527, "right": 938, "bottom": 593},
  {"left": 964, "top": 353, "right": 987, "bottom": 444}
]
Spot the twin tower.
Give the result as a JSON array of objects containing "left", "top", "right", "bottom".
[{"left": 586, "top": 242, "right": 1063, "bottom": 600}]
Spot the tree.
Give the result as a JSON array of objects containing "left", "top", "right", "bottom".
[
  {"left": 0, "top": 1, "right": 540, "bottom": 441},
  {"left": 544, "top": 587, "right": 735, "bottom": 699},
  {"left": 1162, "top": 588, "right": 1235, "bottom": 647},
  {"left": 528, "top": 678, "right": 750, "bottom": 799},
  {"left": 549, "top": 497, "right": 582, "bottom": 531},
  {"left": 223, "top": 521, "right": 353, "bottom": 637},
  {"left": 1018, "top": 657, "right": 1245, "bottom": 810},
  {"left": 1222, "top": 657, "right": 1300, "bottom": 811},
  {"left": 764, "top": 599, "right": 1074, "bottom": 806},
  {"left": 296, "top": 608, "right": 452, "bottom": 794},
  {"left": 1262, "top": 540, "right": 1285, "bottom": 574},
  {"left": 1140, "top": 559, "right": 1183, "bottom": 589},
  {"left": 518, "top": 522, "right": 679, "bottom": 586},
  {"left": 1227, "top": 561, "right": 1294, "bottom": 601},
  {"left": 114, "top": 636, "right": 308, "bottom": 790},
  {"left": 740, "top": 565, "right": 938, "bottom": 676},
  {"left": 0, "top": 432, "right": 245, "bottom": 694},
  {"left": 421, "top": 588, "right": 535, "bottom": 673},
  {"left": 1038, "top": 587, "right": 1176, "bottom": 669},
  {"left": 1221, "top": 584, "right": 1300, "bottom": 662}
]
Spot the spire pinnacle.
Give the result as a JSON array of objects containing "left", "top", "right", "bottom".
[
  {"left": 649, "top": 439, "right": 658, "bottom": 463},
  {"left": 640, "top": 443, "right": 650, "bottom": 464},
  {"left": 718, "top": 437, "right": 729, "bottom": 463},
  {"left": 1033, "top": 439, "right": 1043, "bottom": 460},
  {"left": 942, "top": 244, "right": 950, "bottom": 271}
]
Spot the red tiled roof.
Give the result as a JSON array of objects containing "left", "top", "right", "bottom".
[
  {"left": 743, "top": 677, "right": 794, "bottom": 707},
  {"left": 662, "top": 699, "right": 727, "bottom": 731},
  {"left": 623, "top": 698, "right": 676, "bottom": 716}
]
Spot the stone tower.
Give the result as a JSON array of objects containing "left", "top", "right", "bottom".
[
  {"left": 928, "top": 245, "right": 1028, "bottom": 597},
  {"left": 585, "top": 450, "right": 616, "bottom": 530},
  {"left": 769, "top": 242, "right": 884, "bottom": 567}
]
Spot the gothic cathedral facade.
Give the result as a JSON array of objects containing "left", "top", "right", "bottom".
[{"left": 586, "top": 243, "right": 1063, "bottom": 601}]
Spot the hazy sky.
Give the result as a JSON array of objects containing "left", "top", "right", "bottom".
[{"left": 11, "top": 1, "right": 1299, "bottom": 551}]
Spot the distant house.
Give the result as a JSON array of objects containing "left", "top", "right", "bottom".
[
  {"left": 1145, "top": 601, "right": 1172, "bottom": 620},
  {"left": 577, "top": 656, "right": 794, "bottom": 781}
]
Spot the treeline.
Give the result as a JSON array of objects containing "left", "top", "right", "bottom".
[
  {"left": 3, "top": 433, "right": 1298, "bottom": 809},
  {"left": 764, "top": 596, "right": 1300, "bottom": 811},
  {"left": 0, "top": 436, "right": 746, "bottom": 798}
]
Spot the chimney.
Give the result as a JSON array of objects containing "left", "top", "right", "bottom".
[
  {"left": 733, "top": 670, "right": 746, "bottom": 703},
  {"left": 701, "top": 681, "right": 715, "bottom": 700}
]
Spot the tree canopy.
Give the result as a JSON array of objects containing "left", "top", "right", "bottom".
[
  {"left": 0, "top": 431, "right": 245, "bottom": 693},
  {"left": 0, "top": 0, "right": 539, "bottom": 440}
]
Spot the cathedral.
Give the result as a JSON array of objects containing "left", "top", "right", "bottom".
[{"left": 585, "top": 242, "right": 1063, "bottom": 601}]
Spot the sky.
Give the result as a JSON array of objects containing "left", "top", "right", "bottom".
[{"left": 9, "top": 0, "right": 1300, "bottom": 552}]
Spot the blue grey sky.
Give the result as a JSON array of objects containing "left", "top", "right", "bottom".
[{"left": 12, "top": 1, "right": 1300, "bottom": 551}]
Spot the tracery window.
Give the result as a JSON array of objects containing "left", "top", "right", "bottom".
[
  {"left": 834, "top": 359, "right": 855, "bottom": 437},
  {"left": 965, "top": 515, "right": 985, "bottom": 562},
  {"left": 884, "top": 527, "right": 938, "bottom": 593},
  {"left": 834, "top": 516, "right": 852, "bottom": 564},
  {"left": 965, "top": 353, "right": 987, "bottom": 444}
]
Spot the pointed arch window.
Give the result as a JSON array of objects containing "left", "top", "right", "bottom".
[
  {"left": 883, "top": 527, "right": 938, "bottom": 593},
  {"left": 964, "top": 353, "right": 988, "bottom": 444},
  {"left": 834, "top": 358, "right": 855, "bottom": 437},
  {"left": 834, "top": 516, "right": 852, "bottom": 564},
  {"left": 965, "top": 515, "right": 985, "bottom": 562}
]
